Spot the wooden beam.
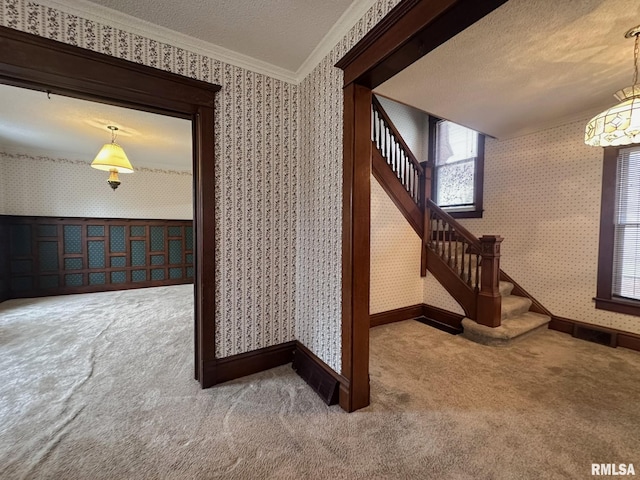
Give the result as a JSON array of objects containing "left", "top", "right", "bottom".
[{"left": 341, "top": 83, "right": 372, "bottom": 412}]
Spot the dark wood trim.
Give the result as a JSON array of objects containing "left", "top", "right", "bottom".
[
  {"left": 372, "top": 147, "right": 423, "bottom": 237},
  {"left": 0, "top": 27, "right": 217, "bottom": 115},
  {"left": 0, "top": 26, "right": 219, "bottom": 387},
  {"left": 338, "top": 0, "right": 508, "bottom": 412},
  {"left": 594, "top": 297, "right": 640, "bottom": 318},
  {"left": 370, "top": 304, "right": 424, "bottom": 327},
  {"left": 0, "top": 216, "right": 9, "bottom": 303},
  {"left": 549, "top": 316, "right": 640, "bottom": 353},
  {"left": 340, "top": 83, "right": 372, "bottom": 412},
  {"left": 422, "top": 303, "right": 465, "bottom": 331},
  {"left": 336, "top": 0, "right": 508, "bottom": 88},
  {"left": 293, "top": 341, "right": 347, "bottom": 405},
  {"left": 4, "top": 215, "right": 193, "bottom": 298},
  {"left": 595, "top": 147, "right": 640, "bottom": 318},
  {"left": 203, "top": 341, "right": 296, "bottom": 386},
  {"left": 369, "top": 303, "right": 463, "bottom": 333}
]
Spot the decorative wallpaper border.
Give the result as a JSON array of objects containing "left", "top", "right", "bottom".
[{"left": 1, "top": 151, "right": 193, "bottom": 176}]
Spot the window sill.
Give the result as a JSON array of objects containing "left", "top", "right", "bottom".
[
  {"left": 594, "top": 297, "right": 640, "bottom": 317},
  {"left": 445, "top": 210, "right": 483, "bottom": 219}
]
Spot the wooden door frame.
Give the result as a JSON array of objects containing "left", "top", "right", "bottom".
[
  {"left": 0, "top": 26, "right": 221, "bottom": 387},
  {"left": 335, "top": 0, "right": 509, "bottom": 412}
]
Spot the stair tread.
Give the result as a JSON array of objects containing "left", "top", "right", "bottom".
[
  {"left": 501, "top": 294, "right": 532, "bottom": 320},
  {"left": 499, "top": 281, "right": 514, "bottom": 296},
  {"left": 461, "top": 312, "right": 551, "bottom": 346}
]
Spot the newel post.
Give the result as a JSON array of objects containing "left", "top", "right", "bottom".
[
  {"left": 420, "top": 161, "right": 432, "bottom": 277},
  {"left": 476, "top": 235, "right": 503, "bottom": 327}
]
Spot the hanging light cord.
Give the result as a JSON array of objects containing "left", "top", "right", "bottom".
[
  {"left": 634, "top": 32, "right": 639, "bottom": 86},
  {"left": 108, "top": 125, "right": 118, "bottom": 144}
]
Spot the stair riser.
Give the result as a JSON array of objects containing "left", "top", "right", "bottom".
[{"left": 501, "top": 297, "right": 532, "bottom": 320}]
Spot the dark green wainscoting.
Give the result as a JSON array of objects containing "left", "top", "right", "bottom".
[{"left": 1, "top": 216, "right": 194, "bottom": 300}]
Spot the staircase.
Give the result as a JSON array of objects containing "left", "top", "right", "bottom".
[{"left": 371, "top": 96, "right": 550, "bottom": 345}]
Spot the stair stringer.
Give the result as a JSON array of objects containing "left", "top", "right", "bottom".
[
  {"left": 371, "top": 143, "right": 423, "bottom": 238},
  {"left": 426, "top": 248, "right": 476, "bottom": 318}
]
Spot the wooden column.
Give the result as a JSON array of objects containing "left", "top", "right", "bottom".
[
  {"left": 341, "top": 82, "right": 372, "bottom": 412},
  {"left": 476, "top": 235, "right": 503, "bottom": 327}
]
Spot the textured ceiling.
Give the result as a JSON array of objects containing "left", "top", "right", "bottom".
[
  {"left": 82, "top": 0, "right": 357, "bottom": 73},
  {"left": 0, "top": 84, "right": 192, "bottom": 170},
  {"left": 375, "top": 0, "right": 640, "bottom": 140}
]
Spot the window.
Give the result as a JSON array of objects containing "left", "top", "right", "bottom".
[
  {"left": 429, "top": 117, "right": 485, "bottom": 218},
  {"left": 596, "top": 146, "right": 640, "bottom": 317}
]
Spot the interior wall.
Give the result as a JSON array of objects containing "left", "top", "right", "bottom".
[
  {"left": 297, "top": 0, "right": 402, "bottom": 372},
  {"left": 370, "top": 175, "right": 423, "bottom": 314},
  {"left": 375, "top": 95, "right": 429, "bottom": 162},
  {"left": 0, "top": 151, "right": 192, "bottom": 219},
  {"left": 1, "top": 0, "right": 297, "bottom": 358},
  {"left": 454, "top": 116, "right": 640, "bottom": 335}
]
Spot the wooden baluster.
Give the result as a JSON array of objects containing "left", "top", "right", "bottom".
[
  {"left": 436, "top": 218, "right": 441, "bottom": 256},
  {"left": 475, "top": 254, "right": 480, "bottom": 291},
  {"left": 467, "top": 248, "right": 472, "bottom": 287},
  {"left": 373, "top": 109, "right": 377, "bottom": 146},
  {"left": 390, "top": 129, "right": 395, "bottom": 170},
  {"left": 452, "top": 228, "right": 458, "bottom": 271},
  {"left": 380, "top": 118, "right": 384, "bottom": 152},
  {"left": 476, "top": 236, "right": 503, "bottom": 328},
  {"left": 372, "top": 108, "right": 376, "bottom": 145},
  {"left": 447, "top": 223, "right": 452, "bottom": 264},
  {"left": 460, "top": 241, "right": 466, "bottom": 280},
  {"left": 440, "top": 220, "right": 447, "bottom": 260}
]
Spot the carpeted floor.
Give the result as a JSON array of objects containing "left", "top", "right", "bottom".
[{"left": 1, "top": 285, "right": 639, "bottom": 479}]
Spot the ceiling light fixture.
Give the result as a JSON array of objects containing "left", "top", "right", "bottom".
[
  {"left": 91, "top": 125, "right": 134, "bottom": 190},
  {"left": 585, "top": 25, "right": 640, "bottom": 147}
]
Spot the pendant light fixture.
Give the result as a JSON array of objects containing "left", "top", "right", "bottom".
[
  {"left": 91, "top": 125, "right": 134, "bottom": 190},
  {"left": 585, "top": 25, "right": 640, "bottom": 147}
]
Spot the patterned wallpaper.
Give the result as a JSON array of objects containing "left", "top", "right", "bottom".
[
  {"left": 370, "top": 175, "right": 424, "bottom": 314},
  {"left": 452, "top": 117, "right": 640, "bottom": 335},
  {"left": 297, "top": 0, "right": 402, "bottom": 372},
  {"left": 1, "top": 151, "right": 193, "bottom": 219},
  {"left": 1, "top": 0, "right": 298, "bottom": 358}
]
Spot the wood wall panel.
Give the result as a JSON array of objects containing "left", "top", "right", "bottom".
[{"left": 2, "top": 215, "right": 193, "bottom": 299}]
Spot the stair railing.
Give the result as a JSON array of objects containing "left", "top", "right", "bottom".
[
  {"left": 427, "top": 199, "right": 503, "bottom": 327},
  {"left": 370, "top": 96, "right": 503, "bottom": 328},
  {"left": 371, "top": 96, "right": 424, "bottom": 207}
]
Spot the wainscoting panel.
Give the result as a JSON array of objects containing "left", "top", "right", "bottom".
[{"left": 3, "top": 215, "right": 193, "bottom": 299}]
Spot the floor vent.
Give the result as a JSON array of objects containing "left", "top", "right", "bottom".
[
  {"left": 416, "top": 316, "right": 462, "bottom": 335},
  {"left": 292, "top": 346, "right": 339, "bottom": 405},
  {"left": 572, "top": 324, "right": 617, "bottom": 347}
]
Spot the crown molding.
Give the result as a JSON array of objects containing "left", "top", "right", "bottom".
[
  {"left": 296, "top": 0, "right": 379, "bottom": 81},
  {"left": 37, "top": 0, "right": 299, "bottom": 84}
]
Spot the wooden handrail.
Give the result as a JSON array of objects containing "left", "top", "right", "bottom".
[
  {"left": 371, "top": 97, "right": 503, "bottom": 327},
  {"left": 372, "top": 96, "right": 424, "bottom": 175}
]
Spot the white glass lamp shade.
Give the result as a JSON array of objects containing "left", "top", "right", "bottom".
[
  {"left": 91, "top": 142, "right": 134, "bottom": 173},
  {"left": 585, "top": 85, "right": 640, "bottom": 147}
]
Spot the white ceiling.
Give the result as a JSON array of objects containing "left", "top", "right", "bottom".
[
  {"left": 74, "top": 0, "right": 359, "bottom": 75},
  {"left": 4, "top": 0, "right": 640, "bottom": 164},
  {"left": 0, "top": 84, "right": 192, "bottom": 170},
  {"left": 375, "top": 0, "right": 640, "bottom": 140}
]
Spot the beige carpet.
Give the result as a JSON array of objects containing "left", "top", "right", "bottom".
[{"left": 1, "top": 286, "right": 639, "bottom": 479}]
